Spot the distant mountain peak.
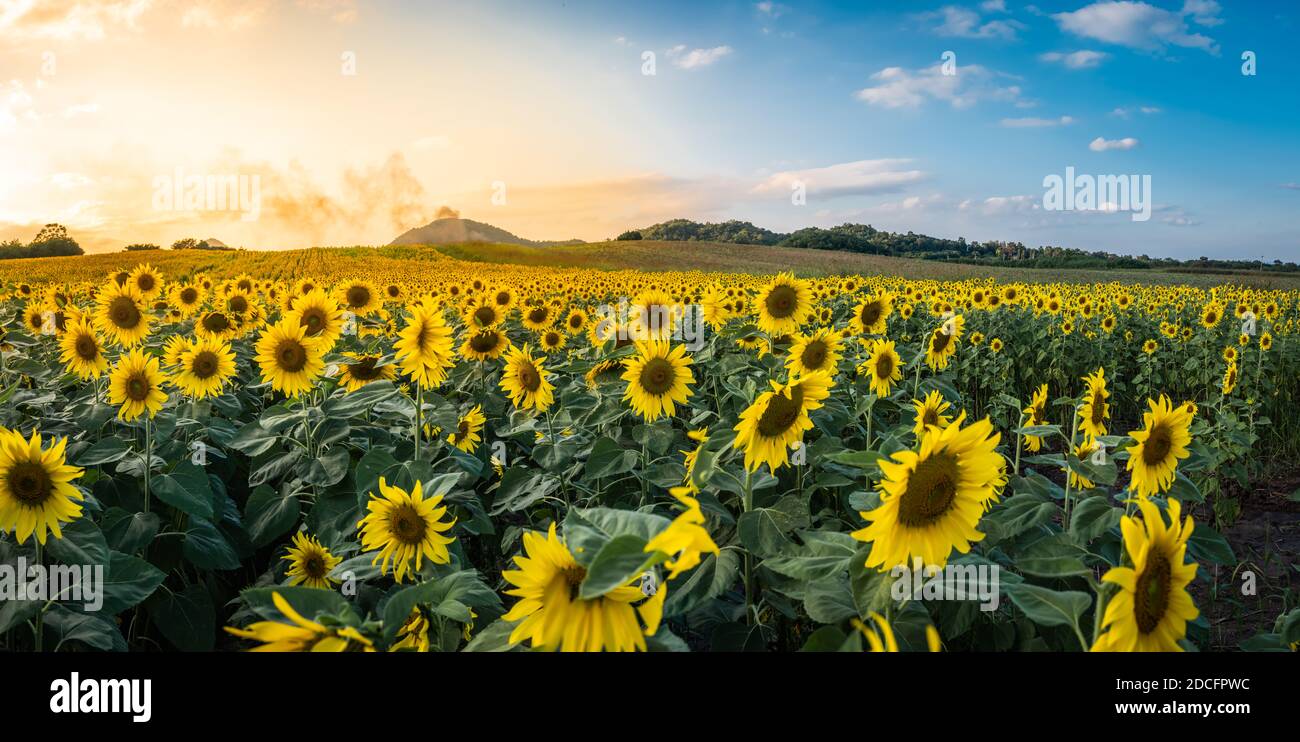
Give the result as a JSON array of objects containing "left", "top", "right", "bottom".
[{"left": 389, "top": 217, "right": 582, "bottom": 247}]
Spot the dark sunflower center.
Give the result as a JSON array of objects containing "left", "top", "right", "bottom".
[
  {"left": 756, "top": 384, "right": 805, "bottom": 437},
  {"left": 191, "top": 351, "right": 219, "bottom": 379},
  {"left": 639, "top": 357, "right": 675, "bottom": 395},
  {"left": 136, "top": 274, "right": 155, "bottom": 292},
  {"left": 304, "top": 555, "right": 327, "bottom": 579},
  {"left": 109, "top": 296, "right": 141, "bottom": 329},
  {"left": 495, "top": 291, "right": 510, "bottom": 306},
  {"left": 801, "top": 340, "right": 828, "bottom": 370},
  {"left": 568, "top": 314, "right": 583, "bottom": 329},
  {"left": 276, "top": 340, "right": 308, "bottom": 373},
  {"left": 228, "top": 295, "right": 249, "bottom": 314},
  {"left": 897, "top": 452, "right": 959, "bottom": 527},
  {"left": 765, "top": 284, "right": 797, "bottom": 319},
  {"left": 1142, "top": 423, "right": 1173, "bottom": 466},
  {"left": 923, "top": 409, "right": 939, "bottom": 427},
  {"left": 180, "top": 288, "right": 198, "bottom": 304},
  {"left": 9, "top": 461, "right": 52, "bottom": 505},
  {"left": 387, "top": 285, "right": 401, "bottom": 298},
  {"left": 874, "top": 352, "right": 895, "bottom": 379},
  {"left": 473, "top": 306, "right": 497, "bottom": 326},
  {"left": 544, "top": 332, "right": 561, "bottom": 347},
  {"left": 561, "top": 565, "right": 588, "bottom": 600},
  {"left": 300, "top": 308, "right": 325, "bottom": 335},
  {"left": 390, "top": 504, "right": 427, "bottom": 545},
  {"left": 348, "top": 357, "right": 382, "bottom": 380},
  {"left": 346, "top": 286, "right": 370, "bottom": 308},
  {"left": 528, "top": 307, "right": 549, "bottom": 324},
  {"left": 202, "top": 313, "right": 230, "bottom": 332},
  {"left": 469, "top": 331, "right": 500, "bottom": 353},
  {"left": 75, "top": 334, "right": 98, "bottom": 360},
  {"left": 455, "top": 420, "right": 470, "bottom": 439},
  {"left": 1133, "top": 552, "right": 1171, "bottom": 634},
  {"left": 930, "top": 331, "right": 951, "bottom": 355},
  {"left": 1090, "top": 394, "right": 1105, "bottom": 424},
  {"left": 518, "top": 362, "right": 541, "bottom": 392},
  {"left": 126, "top": 373, "right": 151, "bottom": 402}
]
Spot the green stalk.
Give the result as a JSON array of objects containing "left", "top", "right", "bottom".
[{"left": 742, "top": 468, "right": 755, "bottom": 626}]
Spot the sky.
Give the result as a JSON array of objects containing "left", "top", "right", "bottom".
[{"left": 0, "top": 0, "right": 1297, "bottom": 259}]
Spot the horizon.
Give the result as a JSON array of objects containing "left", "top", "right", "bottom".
[{"left": 2, "top": 0, "right": 1297, "bottom": 259}]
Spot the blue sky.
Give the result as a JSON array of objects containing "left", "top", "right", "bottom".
[{"left": 1, "top": 0, "right": 1296, "bottom": 258}]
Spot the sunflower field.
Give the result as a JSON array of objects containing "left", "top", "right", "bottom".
[{"left": 1, "top": 249, "right": 1297, "bottom": 653}]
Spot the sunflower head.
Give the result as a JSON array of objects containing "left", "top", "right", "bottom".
[
  {"left": 356, "top": 477, "right": 456, "bottom": 583},
  {"left": 107, "top": 349, "right": 168, "bottom": 420},
  {"left": 621, "top": 339, "right": 696, "bottom": 421},
  {"left": 283, "top": 532, "right": 342, "bottom": 589},
  {"left": 0, "top": 430, "right": 85, "bottom": 545}
]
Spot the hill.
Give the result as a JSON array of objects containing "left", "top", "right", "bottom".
[{"left": 390, "top": 217, "right": 583, "bottom": 248}]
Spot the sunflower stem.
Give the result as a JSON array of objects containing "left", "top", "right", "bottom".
[
  {"left": 143, "top": 418, "right": 152, "bottom": 514},
  {"left": 413, "top": 380, "right": 423, "bottom": 462},
  {"left": 1012, "top": 411, "right": 1025, "bottom": 478},
  {"left": 742, "top": 468, "right": 755, "bottom": 627},
  {"left": 33, "top": 540, "right": 44, "bottom": 652}
]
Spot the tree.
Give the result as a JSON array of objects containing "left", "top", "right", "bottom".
[
  {"left": 124, "top": 243, "right": 161, "bottom": 251},
  {"left": 616, "top": 230, "right": 643, "bottom": 241},
  {"left": 172, "top": 238, "right": 199, "bottom": 250}
]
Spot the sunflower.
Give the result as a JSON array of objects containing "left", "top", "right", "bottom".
[
  {"left": 787, "top": 327, "right": 842, "bottom": 378},
  {"left": 94, "top": 282, "right": 151, "bottom": 346},
  {"left": 912, "top": 390, "right": 953, "bottom": 438},
  {"left": 225, "top": 592, "right": 374, "bottom": 652},
  {"left": 195, "top": 310, "right": 239, "bottom": 341},
  {"left": 0, "top": 429, "right": 85, "bottom": 546},
  {"left": 539, "top": 329, "right": 567, "bottom": 352},
  {"left": 282, "top": 532, "right": 342, "bottom": 589},
  {"left": 107, "top": 349, "right": 168, "bottom": 420},
  {"left": 463, "top": 299, "right": 504, "bottom": 330},
  {"left": 1022, "top": 383, "right": 1048, "bottom": 452},
  {"left": 285, "top": 288, "right": 344, "bottom": 348},
  {"left": 563, "top": 308, "right": 589, "bottom": 335},
  {"left": 254, "top": 320, "right": 326, "bottom": 398},
  {"left": 859, "top": 338, "right": 902, "bottom": 397},
  {"left": 1091, "top": 498, "right": 1199, "bottom": 652},
  {"left": 1199, "top": 302, "right": 1223, "bottom": 329},
  {"left": 732, "top": 371, "right": 832, "bottom": 472},
  {"left": 460, "top": 327, "right": 512, "bottom": 362},
  {"left": 1259, "top": 332, "right": 1273, "bottom": 351},
  {"left": 500, "top": 344, "right": 555, "bottom": 412},
  {"left": 1124, "top": 395, "right": 1194, "bottom": 499},
  {"left": 448, "top": 405, "right": 486, "bottom": 453},
  {"left": 502, "top": 523, "right": 664, "bottom": 652},
  {"left": 924, "top": 315, "right": 964, "bottom": 370},
  {"left": 1221, "top": 361, "right": 1238, "bottom": 395},
  {"left": 337, "top": 353, "right": 396, "bottom": 392},
  {"left": 58, "top": 317, "right": 108, "bottom": 380},
  {"left": 127, "top": 263, "right": 164, "bottom": 300},
  {"left": 629, "top": 289, "right": 681, "bottom": 340},
  {"left": 621, "top": 339, "right": 695, "bottom": 421},
  {"left": 22, "top": 304, "right": 46, "bottom": 334},
  {"left": 989, "top": 337, "right": 1003, "bottom": 353},
  {"left": 520, "top": 303, "right": 556, "bottom": 332},
  {"left": 337, "top": 279, "right": 381, "bottom": 316},
  {"left": 391, "top": 609, "right": 432, "bottom": 652},
  {"left": 851, "top": 414, "right": 1002, "bottom": 569},
  {"left": 170, "top": 283, "right": 205, "bottom": 317},
  {"left": 395, "top": 300, "right": 456, "bottom": 388},
  {"left": 644, "top": 486, "right": 719, "bottom": 580},
  {"left": 1142, "top": 339, "right": 1158, "bottom": 355},
  {"left": 754, "top": 272, "right": 813, "bottom": 336},
  {"left": 851, "top": 293, "right": 894, "bottom": 335},
  {"left": 1068, "top": 438, "right": 1100, "bottom": 489},
  {"left": 1077, "top": 367, "right": 1110, "bottom": 438},
  {"left": 356, "top": 477, "right": 456, "bottom": 583},
  {"left": 173, "top": 336, "right": 237, "bottom": 399}
]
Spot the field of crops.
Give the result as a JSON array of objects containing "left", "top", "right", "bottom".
[{"left": 1, "top": 246, "right": 1297, "bottom": 652}]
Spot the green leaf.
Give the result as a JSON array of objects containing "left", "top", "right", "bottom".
[
  {"left": 101, "top": 551, "right": 166, "bottom": 615},
  {"left": 243, "top": 485, "right": 301, "bottom": 548},
  {"left": 45, "top": 518, "right": 109, "bottom": 567},
  {"left": 1006, "top": 583, "right": 1091, "bottom": 630},
  {"left": 1016, "top": 534, "right": 1091, "bottom": 577},
  {"left": 579, "top": 534, "right": 662, "bottom": 599},
  {"left": 1188, "top": 522, "right": 1235, "bottom": 565},
  {"left": 152, "top": 461, "right": 214, "bottom": 520},
  {"left": 803, "top": 577, "right": 857, "bottom": 623},
  {"left": 182, "top": 517, "right": 241, "bottom": 570},
  {"left": 240, "top": 585, "right": 356, "bottom": 625},
  {"left": 491, "top": 468, "right": 559, "bottom": 515},
  {"left": 1068, "top": 495, "right": 1122, "bottom": 545},
  {"left": 147, "top": 584, "right": 215, "bottom": 651},
  {"left": 303, "top": 447, "right": 350, "bottom": 487},
  {"left": 584, "top": 436, "right": 637, "bottom": 479},
  {"left": 664, "top": 549, "right": 740, "bottom": 617},
  {"left": 100, "top": 508, "right": 159, "bottom": 554},
  {"left": 75, "top": 437, "right": 131, "bottom": 466},
  {"left": 228, "top": 420, "right": 280, "bottom": 456},
  {"left": 564, "top": 507, "right": 671, "bottom": 567}
]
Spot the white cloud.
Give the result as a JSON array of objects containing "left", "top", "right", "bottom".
[
  {"left": 1039, "top": 50, "right": 1109, "bottom": 68},
  {"left": 0, "top": 0, "right": 152, "bottom": 41},
  {"left": 667, "top": 45, "right": 733, "bottom": 69},
  {"left": 980, "top": 0, "right": 1007, "bottom": 12},
  {"left": 755, "top": 2, "right": 788, "bottom": 18},
  {"left": 1111, "top": 105, "right": 1161, "bottom": 117},
  {"left": 1053, "top": 1, "right": 1220, "bottom": 54},
  {"left": 855, "top": 64, "right": 1023, "bottom": 109},
  {"left": 752, "top": 159, "right": 926, "bottom": 198},
  {"left": 923, "top": 5, "right": 1025, "bottom": 40},
  {"left": 1001, "top": 115, "right": 1074, "bottom": 127},
  {"left": 1182, "top": 0, "right": 1223, "bottom": 27},
  {"left": 63, "top": 102, "right": 100, "bottom": 117},
  {"left": 1089, "top": 136, "right": 1140, "bottom": 151}
]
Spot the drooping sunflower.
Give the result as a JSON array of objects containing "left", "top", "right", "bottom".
[
  {"left": 1125, "top": 395, "right": 1194, "bottom": 499},
  {"left": 254, "top": 320, "right": 326, "bottom": 398},
  {"left": 502, "top": 523, "right": 664, "bottom": 652},
  {"left": 459, "top": 327, "right": 512, "bottom": 362},
  {"left": 851, "top": 413, "right": 1003, "bottom": 569},
  {"left": 732, "top": 371, "right": 832, "bottom": 472},
  {"left": 1022, "top": 383, "right": 1049, "bottom": 452},
  {"left": 0, "top": 429, "right": 85, "bottom": 546},
  {"left": 447, "top": 405, "right": 486, "bottom": 453},
  {"left": 107, "top": 349, "right": 168, "bottom": 420},
  {"left": 500, "top": 344, "right": 555, "bottom": 412},
  {"left": 395, "top": 300, "right": 456, "bottom": 388},
  {"left": 337, "top": 279, "right": 381, "bottom": 316},
  {"left": 285, "top": 288, "right": 344, "bottom": 349},
  {"left": 1092, "top": 498, "right": 1199, "bottom": 652},
  {"left": 924, "top": 315, "right": 965, "bottom": 371},
  {"left": 859, "top": 338, "right": 902, "bottom": 397},
  {"left": 225, "top": 591, "right": 374, "bottom": 652},
  {"left": 173, "top": 336, "right": 237, "bottom": 400},
  {"left": 754, "top": 272, "right": 813, "bottom": 336},
  {"left": 1068, "top": 438, "right": 1100, "bottom": 489},
  {"left": 1221, "top": 361, "right": 1238, "bottom": 395},
  {"left": 644, "top": 486, "right": 720, "bottom": 580},
  {"left": 58, "top": 317, "right": 109, "bottom": 380},
  {"left": 787, "top": 327, "right": 843, "bottom": 378},
  {"left": 337, "top": 353, "right": 396, "bottom": 392},
  {"left": 282, "top": 532, "right": 342, "bottom": 589},
  {"left": 356, "top": 477, "right": 456, "bottom": 583},
  {"left": 851, "top": 292, "right": 894, "bottom": 335},
  {"left": 911, "top": 390, "right": 953, "bottom": 438},
  {"left": 621, "top": 339, "right": 695, "bottom": 422},
  {"left": 1077, "top": 367, "right": 1110, "bottom": 438},
  {"left": 94, "top": 282, "right": 151, "bottom": 347},
  {"left": 391, "top": 609, "right": 432, "bottom": 652}
]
